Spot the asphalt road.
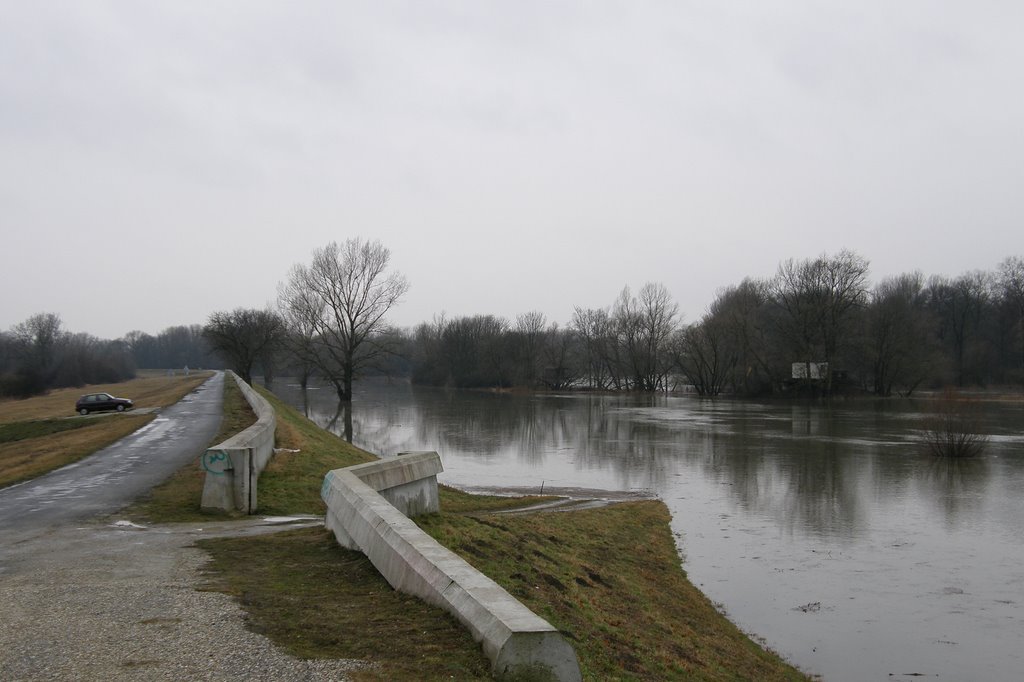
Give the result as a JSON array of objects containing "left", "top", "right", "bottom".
[
  {"left": 0, "top": 371, "right": 366, "bottom": 680},
  {"left": 0, "top": 371, "right": 224, "bottom": 544}
]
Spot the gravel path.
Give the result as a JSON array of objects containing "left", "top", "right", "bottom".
[{"left": 0, "top": 517, "right": 366, "bottom": 681}]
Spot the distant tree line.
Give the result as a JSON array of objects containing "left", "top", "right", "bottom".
[
  {"left": 122, "top": 324, "right": 221, "bottom": 371},
  {"left": 0, "top": 313, "right": 135, "bottom": 398},
  {"left": 17, "top": 246, "right": 1016, "bottom": 402},
  {"left": 408, "top": 282, "right": 680, "bottom": 392},
  {"left": 405, "top": 251, "right": 1024, "bottom": 397},
  {"left": 0, "top": 314, "right": 223, "bottom": 399},
  {"left": 199, "top": 248, "right": 1024, "bottom": 399}
]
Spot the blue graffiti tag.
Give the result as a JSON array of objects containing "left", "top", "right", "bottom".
[
  {"left": 321, "top": 471, "right": 334, "bottom": 499},
  {"left": 202, "top": 449, "right": 232, "bottom": 475}
]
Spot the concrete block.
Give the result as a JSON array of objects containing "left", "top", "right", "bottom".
[
  {"left": 320, "top": 453, "right": 582, "bottom": 681},
  {"left": 199, "top": 371, "right": 276, "bottom": 513}
]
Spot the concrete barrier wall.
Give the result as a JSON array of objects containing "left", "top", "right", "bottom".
[
  {"left": 321, "top": 452, "right": 582, "bottom": 682},
  {"left": 200, "top": 371, "right": 276, "bottom": 513}
]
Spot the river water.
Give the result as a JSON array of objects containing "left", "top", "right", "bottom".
[{"left": 271, "top": 379, "right": 1024, "bottom": 681}]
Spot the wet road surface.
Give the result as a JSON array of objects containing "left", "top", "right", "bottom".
[{"left": 0, "top": 372, "right": 224, "bottom": 544}]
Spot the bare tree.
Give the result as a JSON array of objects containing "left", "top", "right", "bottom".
[
  {"left": 276, "top": 276, "right": 323, "bottom": 390},
  {"left": 512, "top": 310, "right": 547, "bottom": 386},
  {"left": 673, "top": 313, "right": 737, "bottom": 397},
  {"left": 771, "top": 250, "right": 869, "bottom": 393},
  {"left": 10, "top": 313, "right": 64, "bottom": 395},
  {"left": 710, "top": 279, "right": 778, "bottom": 395},
  {"left": 998, "top": 256, "right": 1024, "bottom": 377},
  {"left": 927, "top": 271, "right": 993, "bottom": 386},
  {"left": 866, "top": 273, "right": 938, "bottom": 396},
  {"left": 202, "top": 308, "right": 283, "bottom": 384},
  {"left": 611, "top": 283, "right": 680, "bottom": 391},
  {"left": 572, "top": 306, "right": 615, "bottom": 389},
  {"left": 409, "top": 314, "right": 448, "bottom": 386},
  {"left": 440, "top": 314, "right": 510, "bottom": 388},
  {"left": 279, "top": 239, "right": 409, "bottom": 402}
]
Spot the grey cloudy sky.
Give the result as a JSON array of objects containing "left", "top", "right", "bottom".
[{"left": 2, "top": 1, "right": 1021, "bottom": 339}]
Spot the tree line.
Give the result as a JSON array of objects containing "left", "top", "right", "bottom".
[
  {"left": 0, "top": 313, "right": 135, "bottom": 397},
  {"left": 405, "top": 250, "right": 1024, "bottom": 397},
  {"left": 0, "top": 315, "right": 222, "bottom": 398},
  {"left": 6, "top": 243, "right": 1021, "bottom": 401}
]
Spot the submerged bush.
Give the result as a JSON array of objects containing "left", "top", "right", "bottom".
[{"left": 919, "top": 390, "right": 989, "bottom": 458}]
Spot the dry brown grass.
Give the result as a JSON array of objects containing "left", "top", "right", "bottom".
[
  {"left": 0, "top": 370, "right": 214, "bottom": 423},
  {"left": 0, "top": 414, "right": 153, "bottom": 488},
  {"left": 0, "top": 370, "right": 215, "bottom": 489}
]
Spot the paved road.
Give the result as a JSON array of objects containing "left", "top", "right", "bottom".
[
  {"left": 0, "top": 372, "right": 224, "bottom": 544},
  {"left": 0, "top": 372, "right": 364, "bottom": 680}
]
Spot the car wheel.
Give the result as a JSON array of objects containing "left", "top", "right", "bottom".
[
  {"left": 116, "top": 404, "right": 126, "bottom": 412},
  {"left": 79, "top": 408, "right": 89, "bottom": 416}
]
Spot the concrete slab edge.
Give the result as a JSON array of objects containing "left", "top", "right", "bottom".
[
  {"left": 322, "top": 454, "right": 582, "bottom": 682},
  {"left": 200, "top": 371, "right": 277, "bottom": 513}
]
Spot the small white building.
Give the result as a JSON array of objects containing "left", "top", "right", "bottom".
[{"left": 792, "top": 362, "right": 829, "bottom": 380}]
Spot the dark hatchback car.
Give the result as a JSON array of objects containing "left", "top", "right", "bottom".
[{"left": 75, "top": 393, "right": 134, "bottom": 415}]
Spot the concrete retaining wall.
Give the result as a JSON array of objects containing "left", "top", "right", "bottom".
[
  {"left": 321, "top": 451, "right": 582, "bottom": 681},
  {"left": 200, "top": 371, "right": 276, "bottom": 513}
]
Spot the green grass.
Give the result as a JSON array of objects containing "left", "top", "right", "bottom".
[
  {"left": 251, "top": 385, "right": 377, "bottom": 514},
  {"left": 417, "top": 500, "right": 807, "bottom": 681},
  {"left": 436, "top": 484, "right": 556, "bottom": 514},
  {"left": 0, "top": 418, "right": 92, "bottom": 444}
]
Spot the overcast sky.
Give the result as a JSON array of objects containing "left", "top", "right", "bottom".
[{"left": 2, "top": 2, "right": 1021, "bottom": 340}]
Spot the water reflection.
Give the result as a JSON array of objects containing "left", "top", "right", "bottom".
[
  {"left": 269, "top": 378, "right": 1024, "bottom": 681},
  {"left": 919, "top": 457, "right": 991, "bottom": 528}
]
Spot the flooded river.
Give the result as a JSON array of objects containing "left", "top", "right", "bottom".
[{"left": 271, "top": 379, "right": 1024, "bottom": 681}]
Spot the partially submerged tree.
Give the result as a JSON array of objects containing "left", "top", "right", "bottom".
[
  {"left": 279, "top": 238, "right": 409, "bottom": 402},
  {"left": 276, "top": 277, "right": 322, "bottom": 390},
  {"left": 926, "top": 272, "right": 993, "bottom": 387},
  {"left": 672, "top": 313, "right": 736, "bottom": 397},
  {"left": 439, "top": 314, "right": 511, "bottom": 388},
  {"left": 512, "top": 310, "right": 547, "bottom": 387},
  {"left": 202, "top": 308, "right": 283, "bottom": 384},
  {"left": 865, "top": 273, "right": 938, "bottom": 396},
  {"left": 710, "top": 279, "right": 777, "bottom": 395},
  {"left": 572, "top": 306, "right": 615, "bottom": 390},
  {"left": 771, "top": 250, "right": 869, "bottom": 393},
  {"left": 997, "top": 256, "right": 1024, "bottom": 379},
  {"left": 610, "top": 283, "right": 680, "bottom": 392}
]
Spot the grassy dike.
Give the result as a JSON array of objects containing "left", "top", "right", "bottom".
[{"left": 135, "top": 385, "right": 807, "bottom": 681}]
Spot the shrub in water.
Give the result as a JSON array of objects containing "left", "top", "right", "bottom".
[{"left": 919, "top": 389, "right": 989, "bottom": 458}]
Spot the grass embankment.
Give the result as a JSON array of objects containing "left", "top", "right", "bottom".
[
  {"left": 0, "top": 370, "right": 213, "bottom": 489},
  {"left": 418, "top": 502, "right": 804, "bottom": 681},
  {"left": 169, "top": 387, "right": 805, "bottom": 680}
]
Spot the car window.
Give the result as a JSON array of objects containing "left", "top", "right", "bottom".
[{"left": 86, "top": 395, "right": 98, "bottom": 403}]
